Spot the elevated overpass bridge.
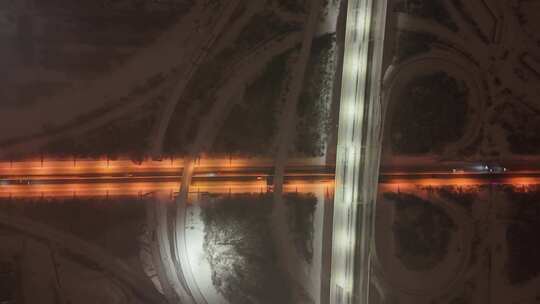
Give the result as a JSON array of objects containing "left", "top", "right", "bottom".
[
  {"left": 149, "top": 0, "right": 391, "bottom": 302},
  {"left": 329, "top": 0, "right": 388, "bottom": 303}
]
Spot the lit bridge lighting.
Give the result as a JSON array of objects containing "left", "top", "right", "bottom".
[{"left": 329, "top": 0, "right": 387, "bottom": 303}]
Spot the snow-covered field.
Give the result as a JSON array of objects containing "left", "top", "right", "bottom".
[{"left": 184, "top": 184, "right": 330, "bottom": 304}]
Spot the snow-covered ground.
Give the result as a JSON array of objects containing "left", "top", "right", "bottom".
[
  {"left": 317, "top": 0, "right": 340, "bottom": 35},
  {"left": 185, "top": 201, "right": 229, "bottom": 304},
  {"left": 374, "top": 181, "right": 540, "bottom": 304},
  {"left": 304, "top": 185, "right": 328, "bottom": 304},
  {"left": 383, "top": 0, "right": 540, "bottom": 161},
  {"left": 183, "top": 184, "right": 330, "bottom": 304}
]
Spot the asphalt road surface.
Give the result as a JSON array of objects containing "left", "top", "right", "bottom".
[{"left": 1, "top": 158, "right": 538, "bottom": 198}]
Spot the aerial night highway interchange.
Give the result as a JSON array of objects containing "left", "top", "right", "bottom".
[{"left": 1, "top": 0, "right": 540, "bottom": 304}]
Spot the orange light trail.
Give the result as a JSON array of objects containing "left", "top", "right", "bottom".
[
  {"left": 2, "top": 158, "right": 539, "bottom": 199},
  {"left": 0, "top": 157, "right": 329, "bottom": 177},
  {"left": 0, "top": 180, "right": 335, "bottom": 199}
]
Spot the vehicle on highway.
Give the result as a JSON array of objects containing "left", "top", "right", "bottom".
[
  {"left": 451, "top": 163, "right": 507, "bottom": 174},
  {"left": 194, "top": 172, "right": 217, "bottom": 177},
  {"left": 486, "top": 163, "right": 507, "bottom": 173},
  {"left": 6, "top": 178, "right": 33, "bottom": 185}
]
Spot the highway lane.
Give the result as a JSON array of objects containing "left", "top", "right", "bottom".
[
  {"left": 2, "top": 165, "right": 540, "bottom": 198},
  {"left": 379, "top": 171, "right": 540, "bottom": 181},
  {"left": 3, "top": 169, "right": 538, "bottom": 183},
  {"left": 380, "top": 175, "right": 540, "bottom": 187},
  {"left": 0, "top": 157, "right": 336, "bottom": 199},
  {"left": 3, "top": 157, "right": 537, "bottom": 179},
  {"left": 0, "top": 177, "right": 335, "bottom": 198},
  {"left": 0, "top": 157, "right": 328, "bottom": 177}
]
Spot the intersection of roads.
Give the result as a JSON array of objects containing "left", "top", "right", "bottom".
[{"left": 2, "top": 0, "right": 539, "bottom": 303}]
